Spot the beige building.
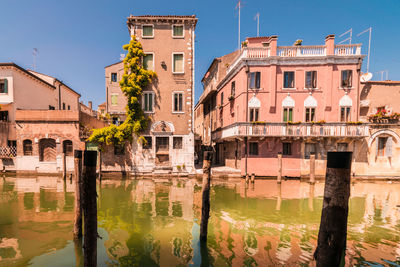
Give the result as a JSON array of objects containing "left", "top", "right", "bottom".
[
  {"left": 103, "top": 15, "right": 198, "bottom": 174},
  {"left": 0, "top": 63, "right": 104, "bottom": 174}
]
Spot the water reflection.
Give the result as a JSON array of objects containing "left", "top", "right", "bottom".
[{"left": 0, "top": 177, "right": 400, "bottom": 266}]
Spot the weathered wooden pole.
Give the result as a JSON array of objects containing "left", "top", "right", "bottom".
[
  {"left": 309, "top": 152, "right": 316, "bottom": 184},
  {"left": 82, "top": 150, "right": 98, "bottom": 267},
  {"left": 314, "top": 152, "right": 352, "bottom": 267},
  {"left": 277, "top": 152, "right": 282, "bottom": 183},
  {"left": 74, "top": 238, "right": 84, "bottom": 267},
  {"left": 200, "top": 151, "right": 212, "bottom": 242},
  {"left": 73, "top": 150, "right": 83, "bottom": 240},
  {"left": 98, "top": 150, "right": 102, "bottom": 180},
  {"left": 245, "top": 173, "right": 249, "bottom": 183},
  {"left": 251, "top": 173, "right": 255, "bottom": 183},
  {"left": 308, "top": 183, "right": 315, "bottom": 212},
  {"left": 62, "top": 152, "right": 67, "bottom": 180},
  {"left": 276, "top": 182, "right": 282, "bottom": 211}
]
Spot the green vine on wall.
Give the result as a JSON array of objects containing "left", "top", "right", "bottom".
[{"left": 88, "top": 36, "right": 156, "bottom": 146}]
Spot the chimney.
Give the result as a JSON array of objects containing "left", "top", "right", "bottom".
[
  {"left": 269, "top": 35, "right": 278, "bottom": 56},
  {"left": 88, "top": 101, "right": 92, "bottom": 110},
  {"left": 325, "top": 34, "right": 335, "bottom": 56}
]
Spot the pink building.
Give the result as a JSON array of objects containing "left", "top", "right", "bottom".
[{"left": 197, "top": 35, "right": 369, "bottom": 177}]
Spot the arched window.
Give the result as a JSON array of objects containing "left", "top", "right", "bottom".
[
  {"left": 39, "top": 138, "right": 56, "bottom": 162},
  {"left": 63, "top": 140, "right": 73, "bottom": 156},
  {"left": 282, "top": 95, "right": 295, "bottom": 122},
  {"left": 339, "top": 95, "right": 352, "bottom": 122},
  {"left": 23, "top": 139, "right": 32, "bottom": 156},
  {"left": 304, "top": 95, "right": 317, "bottom": 122}
]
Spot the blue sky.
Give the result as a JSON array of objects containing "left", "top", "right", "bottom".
[{"left": 0, "top": 0, "right": 399, "bottom": 108}]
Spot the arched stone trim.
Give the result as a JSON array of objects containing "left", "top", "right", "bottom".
[
  {"left": 339, "top": 94, "right": 352, "bottom": 107},
  {"left": 282, "top": 95, "right": 295, "bottom": 107},
  {"left": 151, "top": 121, "right": 175, "bottom": 133},
  {"left": 304, "top": 95, "right": 317, "bottom": 107},
  {"left": 248, "top": 96, "right": 261, "bottom": 108},
  {"left": 368, "top": 129, "right": 400, "bottom": 148}
]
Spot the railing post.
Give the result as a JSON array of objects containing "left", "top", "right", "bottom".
[{"left": 314, "top": 152, "right": 352, "bottom": 266}]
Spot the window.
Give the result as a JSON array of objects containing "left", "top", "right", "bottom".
[
  {"left": 39, "top": 138, "right": 56, "bottom": 162},
  {"left": 341, "top": 70, "right": 352, "bottom": 88},
  {"left": 283, "top": 107, "right": 293, "bottom": 122},
  {"left": 156, "top": 137, "right": 169, "bottom": 152},
  {"left": 142, "top": 25, "right": 154, "bottom": 37},
  {"left": 231, "top": 81, "right": 236, "bottom": 97},
  {"left": 173, "top": 53, "right": 184, "bottom": 73},
  {"left": 249, "top": 72, "right": 260, "bottom": 89},
  {"left": 283, "top": 143, "right": 292, "bottom": 155},
  {"left": 172, "top": 25, "right": 184, "bottom": 37},
  {"left": 23, "top": 140, "right": 33, "bottom": 156},
  {"left": 142, "top": 136, "right": 152, "bottom": 150},
  {"left": 340, "top": 107, "right": 351, "bottom": 122},
  {"left": 173, "top": 92, "right": 183, "bottom": 112},
  {"left": 143, "top": 53, "right": 154, "bottom": 71},
  {"left": 284, "top": 71, "right": 295, "bottom": 88},
  {"left": 0, "top": 111, "right": 8, "bottom": 122},
  {"left": 173, "top": 137, "right": 183, "bottom": 149},
  {"left": 112, "top": 117, "right": 119, "bottom": 125},
  {"left": 68, "top": 105, "right": 70, "bottom": 110},
  {"left": 305, "top": 107, "right": 315, "bottom": 122},
  {"left": 305, "top": 71, "right": 317, "bottom": 89},
  {"left": 337, "top": 143, "right": 348, "bottom": 152},
  {"left": 114, "top": 144, "right": 125, "bottom": 155},
  {"left": 249, "top": 142, "right": 258, "bottom": 155},
  {"left": 111, "top": 94, "right": 118, "bottom": 106},
  {"left": 63, "top": 103, "right": 66, "bottom": 110},
  {"left": 377, "top": 137, "right": 387, "bottom": 157},
  {"left": 220, "top": 92, "right": 224, "bottom": 106},
  {"left": 249, "top": 108, "right": 259, "bottom": 122},
  {"left": 111, "top": 73, "right": 117, "bottom": 82},
  {"left": 376, "top": 136, "right": 393, "bottom": 157},
  {"left": 305, "top": 143, "right": 317, "bottom": 159},
  {"left": 63, "top": 140, "right": 73, "bottom": 156},
  {"left": 49, "top": 105, "right": 55, "bottom": 110},
  {"left": 0, "top": 79, "right": 8, "bottom": 94},
  {"left": 143, "top": 92, "right": 154, "bottom": 112}
]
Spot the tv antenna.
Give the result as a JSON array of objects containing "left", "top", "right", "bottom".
[
  {"left": 338, "top": 28, "right": 352, "bottom": 44},
  {"left": 357, "top": 27, "right": 372, "bottom": 73},
  {"left": 33, "top": 48, "right": 38, "bottom": 71},
  {"left": 235, "top": 0, "right": 243, "bottom": 49},
  {"left": 254, "top": 12, "right": 260, "bottom": 37},
  {"left": 376, "top": 70, "right": 388, "bottom": 81}
]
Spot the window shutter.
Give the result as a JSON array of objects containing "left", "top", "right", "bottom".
[
  {"left": 386, "top": 137, "right": 393, "bottom": 157},
  {"left": 256, "top": 72, "right": 261, "bottom": 88},
  {"left": 4, "top": 79, "right": 8, "bottom": 93},
  {"left": 375, "top": 138, "right": 379, "bottom": 157},
  {"left": 149, "top": 94, "right": 153, "bottom": 112}
]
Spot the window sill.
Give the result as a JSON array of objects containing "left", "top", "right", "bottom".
[
  {"left": 339, "top": 87, "right": 354, "bottom": 90},
  {"left": 173, "top": 72, "right": 185, "bottom": 75},
  {"left": 282, "top": 87, "right": 296, "bottom": 90},
  {"left": 144, "top": 111, "right": 155, "bottom": 114},
  {"left": 172, "top": 36, "right": 184, "bottom": 39},
  {"left": 304, "top": 87, "right": 319, "bottom": 90},
  {"left": 142, "top": 36, "right": 154, "bottom": 39},
  {"left": 172, "top": 111, "right": 185, "bottom": 114}
]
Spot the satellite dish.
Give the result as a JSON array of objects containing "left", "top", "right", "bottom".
[{"left": 360, "top": 72, "right": 373, "bottom": 82}]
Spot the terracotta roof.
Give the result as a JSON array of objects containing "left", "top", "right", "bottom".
[
  {"left": 362, "top": 80, "right": 400, "bottom": 85},
  {"left": 104, "top": 61, "right": 123, "bottom": 69},
  {"left": 98, "top": 102, "right": 106, "bottom": 107},
  {"left": 0, "top": 63, "right": 55, "bottom": 89},
  {"left": 28, "top": 69, "right": 81, "bottom": 96}
]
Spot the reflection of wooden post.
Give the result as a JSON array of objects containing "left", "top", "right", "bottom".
[
  {"left": 308, "top": 183, "right": 315, "bottom": 212},
  {"left": 73, "top": 150, "right": 83, "bottom": 240},
  {"left": 245, "top": 173, "right": 249, "bottom": 183},
  {"left": 314, "top": 152, "right": 352, "bottom": 267},
  {"left": 310, "top": 153, "right": 316, "bottom": 184},
  {"left": 63, "top": 152, "right": 67, "bottom": 180},
  {"left": 82, "top": 150, "right": 97, "bottom": 267},
  {"left": 276, "top": 183, "right": 282, "bottom": 211},
  {"left": 200, "top": 151, "right": 212, "bottom": 242},
  {"left": 98, "top": 150, "right": 102, "bottom": 180},
  {"left": 251, "top": 173, "right": 255, "bottom": 183},
  {"left": 74, "top": 238, "right": 84, "bottom": 267},
  {"left": 277, "top": 152, "right": 282, "bottom": 183}
]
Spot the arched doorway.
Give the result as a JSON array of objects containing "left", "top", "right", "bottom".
[{"left": 39, "top": 138, "right": 56, "bottom": 162}]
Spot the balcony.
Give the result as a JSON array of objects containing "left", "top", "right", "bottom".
[
  {"left": 227, "top": 44, "right": 362, "bottom": 74},
  {"left": 212, "top": 122, "right": 369, "bottom": 140}
]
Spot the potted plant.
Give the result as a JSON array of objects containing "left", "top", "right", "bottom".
[
  {"left": 228, "top": 95, "right": 235, "bottom": 101},
  {"left": 294, "top": 39, "right": 303, "bottom": 46},
  {"left": 241, "top": 41, "right": 248, "bottom": 48}
]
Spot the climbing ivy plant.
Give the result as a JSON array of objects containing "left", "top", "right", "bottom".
[{"left": 88, "top": 36, "right": 156, "bottom": 146}]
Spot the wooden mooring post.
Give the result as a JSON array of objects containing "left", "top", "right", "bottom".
[
  {"left": 82, "top": 150, "right": 98, "bottom": 267},
  {"left": 200, "top": 151, "right": 212, "bottom": 242},
  {"left": 277, "top": 152, "right": 282, "bottom": 183},
  {"left": 73, "top": 150, "right": 83, "bottom": 240},
  {"left": 309, "top": 152, "right": 316, "bottom": 184},
  {"left": 314, "top": 152, "right": 352, "bottom": 267}
]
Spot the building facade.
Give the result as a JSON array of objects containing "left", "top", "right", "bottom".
[
  {"left": 0, "top": 63, "right": 104, "bottom": 174},
  {"left": 197, "top": 35, "right": 368, "bottom": 177},
  {"left": 103, "top": 15, "right": 198, "bottom": 174}
]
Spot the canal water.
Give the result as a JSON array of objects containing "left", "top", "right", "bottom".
[{"left": 0, "top": 177, "right": 399, "bottom": 267}]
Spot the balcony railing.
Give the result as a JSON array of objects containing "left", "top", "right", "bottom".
[
  {"left": 212, "top": 122, "right": 369, "bottom": 140},
  {"left": 226, "top": 44, "right": 362, "bottom": 74},
  {"left": 0, "top": 146, "right": 17, "bottom": 158}
]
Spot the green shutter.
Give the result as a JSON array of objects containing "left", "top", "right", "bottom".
[
  {"left": 283, "top": 108, "right": 287, "bottom": 122},
  {"left": 144, "top": 94, "right": 148, "bottom": 111},
  {"left": 149, "top": 94, "right": 153, "bottom": 112},
  {"left": 4, "top": 79, "right": 8, "bottom": 93},
  {"left": 289, "top": 108, "right": 293, "bottom": 122}
]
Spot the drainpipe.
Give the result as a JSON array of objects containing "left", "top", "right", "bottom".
[
  {"left": 245, "top": 62, "right": 249, "bottom": 177},
  {"left": 58, "top": 83, "right": 61, "bottom": 110}
]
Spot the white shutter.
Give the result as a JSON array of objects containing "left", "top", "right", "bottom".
[{"left": 386, "top": 137, "right": 393, "bottom": 157}]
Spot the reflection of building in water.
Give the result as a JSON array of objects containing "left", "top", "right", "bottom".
[{"left": 0, "top": 238, "right": 22, "bottom": 262}]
